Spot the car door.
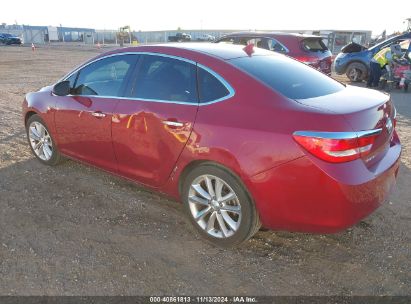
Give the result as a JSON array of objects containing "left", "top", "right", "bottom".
[
  {"left": 111, "top": 54, "right": 198, "bottom": 187},
  {"left": 54, "top": 54, "right": 139, "bottom": 172}
]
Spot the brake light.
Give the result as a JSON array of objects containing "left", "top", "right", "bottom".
[
  {"left": 293, "top": 130, "right": 381, "bottom": 163},
  {"left": 393, "top": 106, "right": 397, "bottom": 129},
  {"left": 295, "top": 56, "right": 318, "bottom": 65}
]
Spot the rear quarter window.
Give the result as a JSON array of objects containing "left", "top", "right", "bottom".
[
  {"left": 229, "top": 55, "right": 344, "bottom": 100},
  {"left": 197, "top": 67, "right": 231, "bottom": 103}
]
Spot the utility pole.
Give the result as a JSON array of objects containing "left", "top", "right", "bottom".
[{"left": 60, "top": 24, "right": 64, "bottom": 42}]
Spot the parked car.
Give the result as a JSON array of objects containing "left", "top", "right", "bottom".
[
  {"left": 0, "top": 33, "right": 22, "bottom": 45},
  {"left": 197, "top": 34, "right": 215, "bottom": 42},
  {"left": 334, "top": 32, "right": 411, "bottom": 82},
  {"left": 23, "top": 43, "right": 400, "bottom": 246},
  {"left": 215, "top": 32, "right": 333, "bottom": 75},
  {"left": 168, "top": 32, "right": 191, "bottom": 42}
]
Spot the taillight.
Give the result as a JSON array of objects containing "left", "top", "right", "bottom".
[
  {"left": 293, "top": 130, "right": 382, "bottom": 163},
  {"left": 295, "top": 56, "right": 318, "bottom": 65},
  {"left": 393, "top": 106, "right": 397, "bottom": 129}
]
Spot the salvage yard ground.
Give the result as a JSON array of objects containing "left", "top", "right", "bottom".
[{"left": 0, "top": 45, "right": 410, "bottom": 295}]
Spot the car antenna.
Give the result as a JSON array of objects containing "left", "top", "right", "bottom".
[{"left": 243, "top": 43, "right": 255, "bottom": 57}]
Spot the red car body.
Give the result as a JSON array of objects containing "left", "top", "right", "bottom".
[
  {"left": 215, "top": 32, "right": 333, "bottom": 75},
  {"left": 23, "top": 43, "right": 400, "bottom": 234}
]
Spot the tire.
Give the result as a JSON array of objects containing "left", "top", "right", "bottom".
[
  {"left": 26, "top": 114, "right": 63, "bottom": 165},
  {"left": 346, "top": 62, "right": 367, "bottom": 82},
  {"left": 182, "top": 163, "right": 261, "bottom": 247}
]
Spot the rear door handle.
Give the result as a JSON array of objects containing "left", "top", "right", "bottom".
[
  {"left": 91, "top": 111, "right": 106, "bottom": 118},
  {"left": 162, "top": 120, "right": 184, "bottom": 127}
]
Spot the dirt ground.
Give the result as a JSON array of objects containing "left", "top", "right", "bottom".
[{"left": 0, "top": 45, "right": 410, "bottom": 296}]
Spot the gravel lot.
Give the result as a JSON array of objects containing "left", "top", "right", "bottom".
[{"left": 0, "top": 45, "right": 410, "bottom": 296}]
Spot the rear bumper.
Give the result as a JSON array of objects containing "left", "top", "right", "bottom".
[{"left": 246, "top": 137, "right": 401, "bottom": 233}]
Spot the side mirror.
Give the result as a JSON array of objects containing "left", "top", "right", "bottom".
[{"left": 52, "top": 80, "right": 71, "bottom": 96}]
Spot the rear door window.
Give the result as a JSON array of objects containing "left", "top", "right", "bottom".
[
  {"left": 236, "top": 37, "right": 265, "bottom": 49},
  {"left": 229, "top": 55, "right": 344, "bottom": 99},
  {"left": 131, "top": 54, "right": 198, "bottom": 103}
]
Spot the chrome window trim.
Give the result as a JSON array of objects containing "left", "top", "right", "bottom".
[
  {"left": 293, "top": 129, "right": 382, "bottom": 139},
  {"left": 61, "top": 51, "right": 235, "bottom": 106},
  {"left": 62, "top": 94, "right": 198, "bottom": 106}
]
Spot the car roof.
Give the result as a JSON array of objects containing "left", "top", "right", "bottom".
[
  {"left": 219, "top": 31, "right": 321, "bottom": 39},
  {"left": 119, "top": 43, "right": 275, "bottom": 60}
]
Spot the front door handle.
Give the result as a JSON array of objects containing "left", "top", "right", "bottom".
[
  {"left": 91, "top": 111, "right": 106, "bottom": 118},
  {"left": 162, "top": 120, "right": 184, "bottom": 127}
]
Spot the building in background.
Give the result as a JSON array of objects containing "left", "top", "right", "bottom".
[
  {"left": 0, "top": 23, "right": 373, "bottom": 53},
  {"left": 0, "top": 24, "right": 95, "bottom": 44}
]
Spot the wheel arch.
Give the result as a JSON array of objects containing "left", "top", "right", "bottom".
[{"left": 24, "top": 110, "right": 39, "bottom": 126}]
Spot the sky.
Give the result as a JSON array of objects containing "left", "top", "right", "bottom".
[{"left": 1, "top": 0, "right": 410, "bottom": 35}]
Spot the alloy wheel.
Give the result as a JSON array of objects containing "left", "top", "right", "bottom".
[
  {"left": 348, "top": 68, "right": 360, "bottom": 82},
  {"left": 28, "top": 121, "right": 53, "bottom": 161},
  {"left": 188, "top": 174, "right": 241, "bottom": 238}
]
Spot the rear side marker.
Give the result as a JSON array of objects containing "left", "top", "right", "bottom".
[{"left": 293, "top": 129, "right": 382, "bottom": 163}]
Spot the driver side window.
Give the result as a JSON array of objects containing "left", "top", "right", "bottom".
[{"left": 70, "top": 55, "right": 138, "bottom": 97}]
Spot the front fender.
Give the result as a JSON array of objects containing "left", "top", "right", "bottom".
[{"left": 23, "top": 88, "right": 58, "bottom": 139}]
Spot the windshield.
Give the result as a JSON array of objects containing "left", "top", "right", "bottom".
[{"left": 229, "top": 55, "right": 344, "bottom": 99}]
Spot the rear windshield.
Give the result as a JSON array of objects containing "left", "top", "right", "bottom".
[
  {"left": 301, "top": 38, "right": 328, "bottom": 52},
  {"left": 229, "top": 55, "right": 344, "bottom": 99}
]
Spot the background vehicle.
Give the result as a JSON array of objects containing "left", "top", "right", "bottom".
[
  {"left": 215, "top": 32, "right": 333, "bottom": 75},
  {"left": 197, "top": 34, "right": 215, "bottom": 41},
  {"left": 23, "top": 44, "right": 400, "bottom": 246},
  {"left": 0, "top": 33, "right": 22, "bottom": 45},
  {"left": 334, "top": 32, "right": 411, "bottom": 82},
  {"left": 168, "top": 32, "right": 191, "bottom": 42},
  {"left": 380, "top": 57, "right": 411, "bottom": 92}
]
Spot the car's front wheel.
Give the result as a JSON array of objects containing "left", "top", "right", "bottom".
[
  {"left": 26, "top": 114, "right": 62, "bottom": 165},
  {"left": 182, "top": 164, "right": 261, "bottom": 247}
]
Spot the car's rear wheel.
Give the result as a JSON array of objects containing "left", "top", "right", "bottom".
[
  {"left": 182, "top": 164, "right": 261, "bottom": 247},
  {"left": 346, "top": 62, "right": 367, "bottom": 82},
  {"left": 26, "top": 114, "right": 62, "bottom": 165}
]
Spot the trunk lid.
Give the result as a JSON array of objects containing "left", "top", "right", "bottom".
[{"left": 296, "top": 86, "right": 395, "bottom": 167}]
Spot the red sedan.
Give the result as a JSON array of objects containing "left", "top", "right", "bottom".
[
  {"left": 22, "top": 43, "right": 401, "bottom": 246},
  {"left": 215, "top": 32, "right": 333, "bottom": 75}
]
